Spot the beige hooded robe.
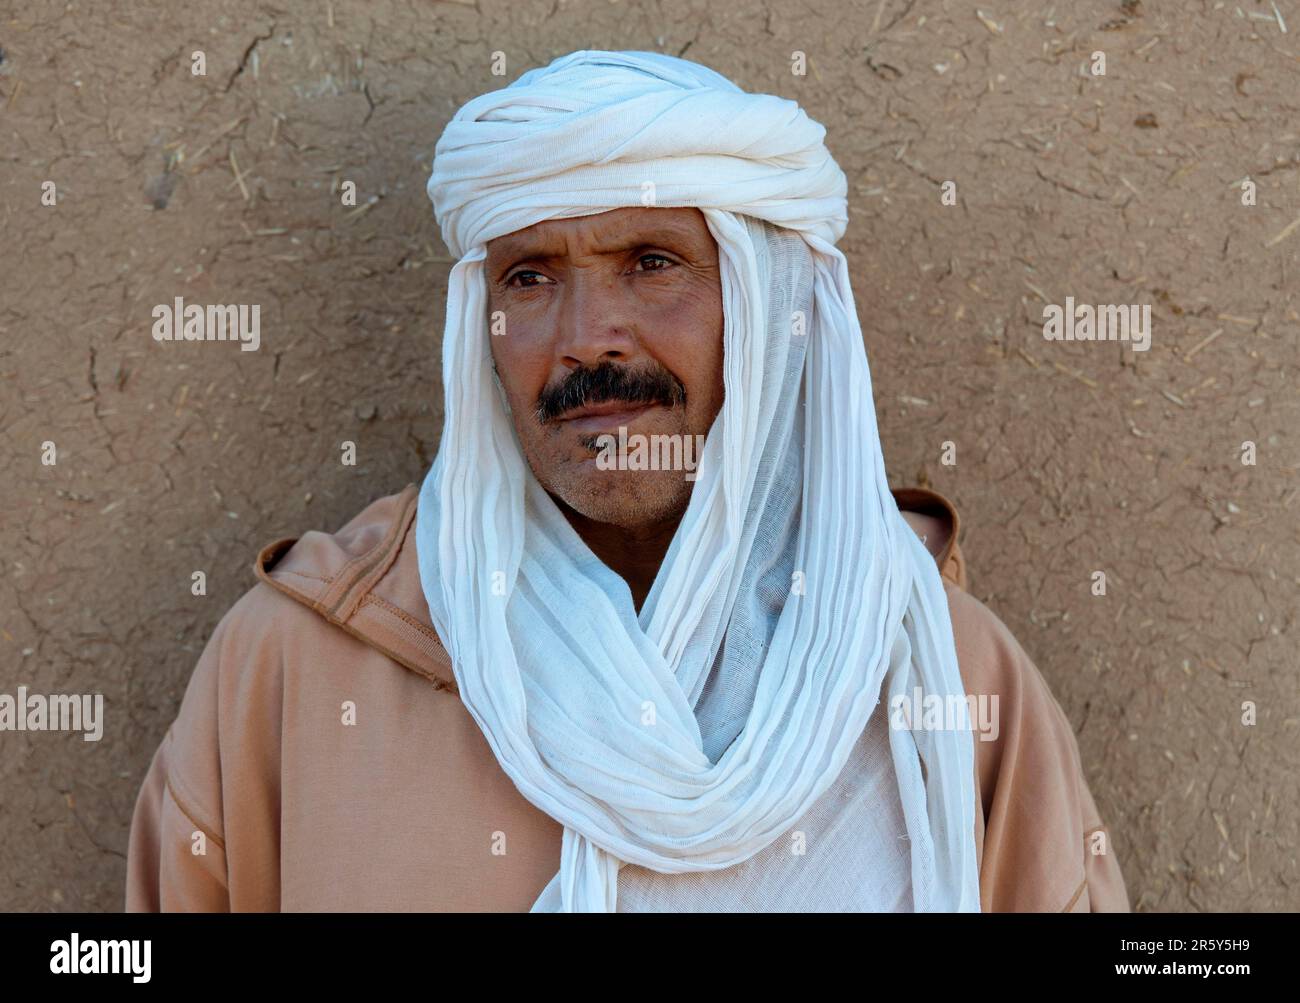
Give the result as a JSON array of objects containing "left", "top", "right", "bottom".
[{"left": 125, "top": 484, "right": 1130, "bottom": 912}]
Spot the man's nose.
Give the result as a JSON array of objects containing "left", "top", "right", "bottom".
[{"left": 553, "top": 270, "right": 638, "bottom": 369}]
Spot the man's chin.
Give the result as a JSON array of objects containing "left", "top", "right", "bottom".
[{"left": 550, "top": 468, "right": 694, "bottom": 529}]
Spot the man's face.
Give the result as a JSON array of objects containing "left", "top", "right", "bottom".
[{"left": 484, "top": 207, "right": 725, "bottom": 529}]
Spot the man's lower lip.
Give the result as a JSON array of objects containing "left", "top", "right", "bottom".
[{"left": 561, "top": 404, "right": 658, "bottom": 433}]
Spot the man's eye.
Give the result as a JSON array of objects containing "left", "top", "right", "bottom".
[
  {"left": 506, "top": 270, "right": 550, "bottom": 287},
  {"left": 635, "top": 254, "right": 674, "bottom": 272}
]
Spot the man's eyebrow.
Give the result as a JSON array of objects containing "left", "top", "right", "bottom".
[{"left": 489, "top": 222, "right": 699, "bottom": 263}]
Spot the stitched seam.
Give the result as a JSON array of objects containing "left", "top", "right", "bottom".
[
  {"left": 327, "top": 539, "right": 396, "bottom": 618},
  {"left": 275, "top": 569, "right": 332, "bottom": 584},
  {"left": 359, "top": 593, "right": 446, "bottom": 648},
  {"left": 255, "top": 568, "right": 457, "bottom": 692},
  {"left": 1060, "top": 875, "right": 1087, "bottom": 912},
  {"left": 332, "top": 615, "right": 457, "bottom": 694},
  {"left": 258, "top": 563, "right": 335, "bottom": 617},
  {"left": 164, "top": 775, "right": 227, "bottom": 850},
  {"left": 320, "top": 538, "right": 388, "bottom": 614},
  {"left": 327, "top": 488, "right": 418, "bottom": 619}
]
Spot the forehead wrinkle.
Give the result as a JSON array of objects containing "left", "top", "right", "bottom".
[{"left": 488, "top": 211, "right": 708, "bottom": 263}]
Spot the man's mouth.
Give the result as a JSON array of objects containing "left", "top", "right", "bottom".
[{"left": 556, "top": 399, "right": 663, "bottom": 434}]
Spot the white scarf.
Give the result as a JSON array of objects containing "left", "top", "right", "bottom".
[{"left": 416, "top": 49, "right": 981, "bottom": 912}]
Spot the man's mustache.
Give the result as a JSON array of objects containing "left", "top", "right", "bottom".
[{"left": 533, "top": 361, "right": 686, "bottom": 424}]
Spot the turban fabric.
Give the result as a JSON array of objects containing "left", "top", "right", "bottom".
[{"left": 418, "top": 50, "right": 981, "bottom": 912}]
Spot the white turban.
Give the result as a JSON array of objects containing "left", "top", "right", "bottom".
[{"left": 418, "top": 49, "right": 981, "bottom": 912}]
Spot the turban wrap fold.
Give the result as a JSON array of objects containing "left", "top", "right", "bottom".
[{"left": 418, "top": 49, "right": 981, "bottom": 912}]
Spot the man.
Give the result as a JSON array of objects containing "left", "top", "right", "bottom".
[{"left": 126, "top": 50, "right": 1129, "bottom": 912}]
